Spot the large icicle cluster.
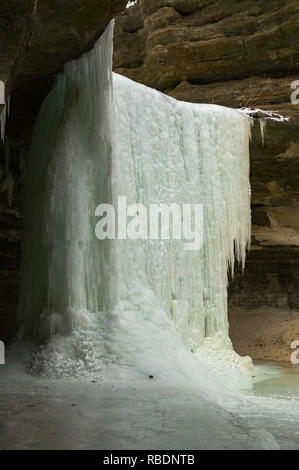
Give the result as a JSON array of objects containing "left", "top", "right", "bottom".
[
  {"left": 19, "top": 21, "right": 252, "bottom": 387},
  {"left": 113, "top": 74, "right": 252, "bottom": 385}
]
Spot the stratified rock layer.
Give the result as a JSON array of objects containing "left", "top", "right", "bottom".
[{"left": 114, "top": 0, "right": 299, "bottom": 361}]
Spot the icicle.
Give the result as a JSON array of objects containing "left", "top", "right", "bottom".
[
  {"left": 260, "top": 119, "right": 266, "bottom": 146},
  {"left": 7, "top": 96, "right": 11, "bottom": 118},
  {"left": 240, "top": 107, "right": 289, "bottom": 146},
  {"left": 0, "top": 104, "right": 6, "bottom": 142},
  {"left": 0, "top": 95, "right": 10, "bottom": 142},
  {"left": 113, "top": 73, "right": 251, "bottom": 354},
  {"left": 0, "top": 80, "right": 4, "bottom": 105},
  {"left": 0, "top": 80, "right": 10, "bottom": 141}
]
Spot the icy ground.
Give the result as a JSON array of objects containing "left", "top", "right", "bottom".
[
  {"left": 252, "top": 361, "right": 299, "bottom": 399},
  {"left": 1, "top": 358, "right": 299, "bottom": 450}
]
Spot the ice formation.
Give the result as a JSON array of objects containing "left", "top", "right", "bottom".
[
  {"left": 240, "top": 107, "right": 289, "bottom": 146},
  {"left": 19, "top": 21, "right": 253, "bottom": 388},
  {"left": 0, "top": 94, "right": 10, "bottom": 142},
  {"left": 126, "top": 1, "right": 138, "bottom": 8}
]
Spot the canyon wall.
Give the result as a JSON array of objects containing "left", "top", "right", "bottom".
[{"left": 114, "top": 0, "right": 299, "bottom": 361}]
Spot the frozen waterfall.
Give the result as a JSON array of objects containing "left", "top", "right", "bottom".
[{"left": 19, "top": 21, "right": 252, "bottom": 389}]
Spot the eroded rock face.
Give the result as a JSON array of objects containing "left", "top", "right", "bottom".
[
  {"left": 0, "top": 0, "right": 36, "bottom": 95},
  {"left": 9, "top": 0, "right": 127, "bottom": 142},
  {"left": 114, "top": 0, "right": 299, "bottom": 91},
  {"left": 0, "top": 0, "right": 126, "bottom": 343},
  {"left": 114, "top": 0, "right": 299, "bottom": 361}
]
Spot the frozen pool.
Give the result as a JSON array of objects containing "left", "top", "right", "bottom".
[
  {"left": 251, "top": 361, "right": 299, "bottom": 399},
  {"left": 2, "top": 356, "right": 299, "bottom": 450}
]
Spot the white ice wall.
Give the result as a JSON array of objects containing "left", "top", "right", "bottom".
[{"left": 19, "top": 22, "right": 252, "bottom": 388}]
